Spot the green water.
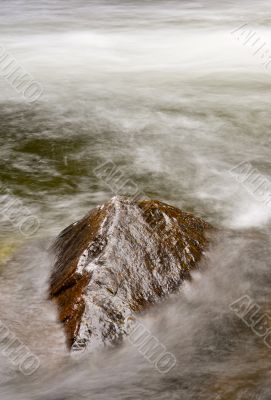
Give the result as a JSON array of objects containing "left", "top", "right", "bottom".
[{"left": 0, "top": 0, "right": 271, "bottom": 399}]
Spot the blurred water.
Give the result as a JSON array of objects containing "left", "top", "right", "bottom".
[{"left": 0, "top": 0, "right": 271, "bottom": 399}]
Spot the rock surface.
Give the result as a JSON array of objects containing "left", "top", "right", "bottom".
[{"left": 50, "top": 196, "right": 212, "bottom": 351}]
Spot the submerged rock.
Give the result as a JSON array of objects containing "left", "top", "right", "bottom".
[{"left": 50, "top": 196, "right": 212, "bottom": 351}]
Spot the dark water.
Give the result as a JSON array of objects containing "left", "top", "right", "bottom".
[{"left": 0, "top": 1, "right": 271, "bottom": 399}]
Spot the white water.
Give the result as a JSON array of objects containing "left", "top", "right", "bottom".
[{"left": 0, "top": 1, "right": 271, "bottom": 399}]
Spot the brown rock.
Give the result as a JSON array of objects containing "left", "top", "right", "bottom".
[{"left": 50, "top": 196, "right": 212, "bottom": 351}]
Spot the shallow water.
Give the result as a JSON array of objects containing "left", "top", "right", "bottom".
[{"left": 0, "top": 1, "right": 271, "bottom": 399}]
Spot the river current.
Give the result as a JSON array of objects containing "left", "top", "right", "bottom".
[{"left": 0, "top": 1, "right": 271, "bottom": 399}]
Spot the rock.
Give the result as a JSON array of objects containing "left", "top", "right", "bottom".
[{"left": 49, "top": 196, "right": 212, "bottom": 351}]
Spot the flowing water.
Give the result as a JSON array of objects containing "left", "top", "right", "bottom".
[{"left": 0, "top": 0, "right": 271, "bottom": 398}]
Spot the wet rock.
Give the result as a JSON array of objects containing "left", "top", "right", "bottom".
[{"left": 49, "top": 196, "right": 212, "bottom": 351}]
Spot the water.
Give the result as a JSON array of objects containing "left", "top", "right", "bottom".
[{"left": 0, "top": 0, "right": 271, "bottom": 398}]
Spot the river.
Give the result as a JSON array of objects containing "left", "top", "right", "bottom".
[{"left": 0, "top": 1, "right": 271, "bottom": 399}]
